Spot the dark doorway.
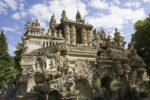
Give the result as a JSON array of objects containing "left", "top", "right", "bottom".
[{"left": 101, "top": 76, "right": 112, "bottom": 89}]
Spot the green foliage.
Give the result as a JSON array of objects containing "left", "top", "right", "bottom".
[
  {"left": 0, "top": 31, "right": 9, "bottom": 61},
  {"left": 14, "top": 43, "right": 23, "bottom": 73},
  {"left": 93, "top": 78, "right": 101, "bottom": 90},
  {"left": 0, "top": 31, "right": 18, "bottom": 88},
  {"left": 110, "top": 79, "right": 120, "bottom": 92},
  {"left": 132, "top": 15, "right": 150, "bottom": 75}
]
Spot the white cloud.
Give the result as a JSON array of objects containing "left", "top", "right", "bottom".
[
  {"left": 143, "top": 0, "right": 150, "bottom": 3},
  {"left": 88, "top": 0, "right": 109, "bottom": 9},
  {"left": 124, "top": 1, "right": 141, "bottom": 8},
  {"left": 0, "top": 1, "right": 7, "bottom": 14},
  {"left": 12, "top": 11, "right": 27, "bottom": 20},
  {"left": 12, "top": 13, "right": 20, "bottom": 20},
  {"left": 86, "top": 6, "right": 146, "bottom": 30},
  {"left": 112, "top": 0, "right": 120, "bottom": 5},
  {"left": 1, "top": 27, "right": 16, "bottom": 32},
  {"left": 19, "top": 3, "right": 25, "bottom": 11},
  {"left": 4, "top": 0, "right": 17, "bottom": 10},
  {"left": 28, "top": 4, "right": 51, "bottom": 28}
]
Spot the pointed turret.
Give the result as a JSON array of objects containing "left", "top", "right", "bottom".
[
  {"left": 76, "top": 10, "right": 81, "bottom": 22},
  {"left": 114, "top": 28, "right": 120, "bottom": 37},
  {"left": 50, "top": 14, "right": 57, "bottom": 36},
  {"left": 114, "top": 28, "right": 125, "bottom": 49},
  {"left": 50, "top": 14, "right": 57, "bottom": 29},
  {"left": 114, "top": 28, "right": 121, "bottom": 42},
  {"left": 100, "top": 28, "right": 106, "bottom": 40}
]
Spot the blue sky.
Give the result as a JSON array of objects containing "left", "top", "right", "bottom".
[{"left": 0, "top": 0, "right": 150, "bottom": 56}]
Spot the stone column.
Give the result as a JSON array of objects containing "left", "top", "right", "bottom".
[
  {"left": 81, "top": 28, "right": 87, "bottom": 46},
  {"left": 64, "top": 25, "right": 70, "bottom": 44},
  {"left": 87, "top": 29, "right": 93, "bottom": 46},
  {"left": 70, "top": 25, "right": 76, "bottom": 45}
]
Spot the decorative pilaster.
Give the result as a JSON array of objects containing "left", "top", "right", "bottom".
[
  {"left": 70, "top": 25, "right": 76, "bottom": 45},
  {"left": 64, "top": 25, "right": 70, "bottom": 44},
  {"left": 87, "top": 29, "right": 93, "bottom": 46},
  {"left": 81, "top": 28, "right": 87, "bottom": 46}
]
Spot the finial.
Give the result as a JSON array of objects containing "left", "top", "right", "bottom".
[
  {"left": 115, "top": 28, "right": 118, "bottom": 32},
  {"left": 76, "top": 10, "right": 81, "bottom": 22}
]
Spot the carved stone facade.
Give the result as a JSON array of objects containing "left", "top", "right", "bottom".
[{"left": 1, "top": 10, "right": 148, "bottom": 100}]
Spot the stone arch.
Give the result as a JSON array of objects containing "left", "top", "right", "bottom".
[{"left": 75, "top": 78, "right": 93, "bottom": 100}]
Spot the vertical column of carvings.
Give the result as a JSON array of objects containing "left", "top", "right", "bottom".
[
  {"left": 70, "top": 25, "right": 76, "bottom": 45},
  {"left": 64, "top": 25, "right": 70, "bottom": 44},
  {"left": 81, "top": 28, "right": 87, "bottom": 46},
  {"left": 87, "top": 29, "right": 93, "bottom": 46}
]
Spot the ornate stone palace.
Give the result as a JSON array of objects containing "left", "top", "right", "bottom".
[{"left": 0, "top": 10, "right": 149, "bottom": 100}]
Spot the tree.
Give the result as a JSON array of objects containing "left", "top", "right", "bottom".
[
  {"left": 0, "top": 31, "right": 10, "bottom": 88},
  {"left": 0, "top": 31, "right": 18, "bottom": 88},
  {"left": 132, "top": 15, "right": 150, "bottom": 75},
  {"left": 14, "top": 43, "right": 23, "bottom": 75},
  {"left": 0, "top": 31, "right": 9, "bottom": 61}
]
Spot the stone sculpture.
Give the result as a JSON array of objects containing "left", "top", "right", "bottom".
[{"left": 1, "top": 10, "right": 148, "bottom": 100}]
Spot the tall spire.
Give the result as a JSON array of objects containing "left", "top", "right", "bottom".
[
  {"left": 76, "top": 10, "right": 81, "bottom": 22},
  {"left": 50, "top": 14, "right": 57, "bottom": 29}
]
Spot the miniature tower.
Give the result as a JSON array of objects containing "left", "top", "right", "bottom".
[
  {"left": 76, "top": 10, "right": 81, "bottom": 22},
  {"left": 50, "top": 14, "right": 57, "bottom": 36},
  {"left": 61, "top": 10, "right": 68, "bottom": 21},
  {"left": 31, "top": 19, "right": 40, "bottom": 35}
]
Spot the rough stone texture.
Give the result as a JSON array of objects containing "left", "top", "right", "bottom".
[{"left": 0, "top": 10, "right": 149, "bottom": 100}]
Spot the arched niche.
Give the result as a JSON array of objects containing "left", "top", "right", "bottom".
[
  {"left": 75, "top": 78, "right": 93, "bottom": 100},
  {"left": 101, "top": 75, "right": 112, "bottom": 89}
]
